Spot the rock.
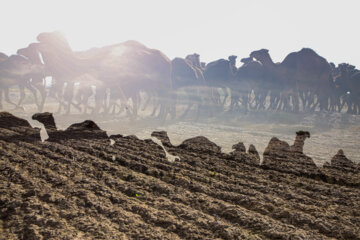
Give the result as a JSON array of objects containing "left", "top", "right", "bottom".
[
  {"left": 32, "top": 113, "right": 107, "bottom": 141},
  {"left": 229, "top": 142, "right": 259, "bottom": 165},
  {"left": 151, "top": 131, "right": 173, "bottom": 148},
  {"left": 330, "top": 149, "right": 356, "bottom": 169},
  {"left": 262, "top": 132, "right": 322, "bottom": 178},
  {"left": 290, "top": 131, "right": 310, "bottom": 153},
  {"left": 0, "top": 111, "right": 41, "bottom": 142},
  {"left": 322, "top": 149, "right": 360, "bottom": 186},
  {"left": 263, "top": 137, "right": 290, "bottom": 162},
  {"left": 0, "top": 112, "right": 32, "bottom": 128},
  {"left": 248, "top": 144, "right": 260, "bottom": 164},
  {"left": 32, "top": 112, "right": 57, "bottom": 131},
  {"left": 232, "top": 142, "right": 246, "bottom": 153},
  {"left": 179, "top": 136, "right": 221, "bottom": 154}
]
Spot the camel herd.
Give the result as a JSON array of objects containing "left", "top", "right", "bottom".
[{"left": 0, "top": 31, "right": 359, "bottom": 119}]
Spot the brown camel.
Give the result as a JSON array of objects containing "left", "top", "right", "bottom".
[
  {"left": 334, "top": 63, "right": 360, "bottom": 114},
  {"left": 185, "top": 53, "right": 203, "bottom": 70},
  {"left": 171, "top": 57, "right": 209, "bottom": 119},
  {"left": 233, "top": 57, "right": 268, "bottom": 111},
  {"left": 203, "top": 55, "right": 238, "bottom": 108},
  {"left": 250, "top": 49, "right": 297, "bottom": 112},
  {"left": 36, "top": 32, "right": 173, "bottom": 119},
  {"left": 17, "top": 43, "right": 47, "bottom": 111},
  {"left": 0, "top": 55, "right": 43, "bottom": 110},
  {"left": 250, "top": 48, "right": 333, "bottom": 112}
]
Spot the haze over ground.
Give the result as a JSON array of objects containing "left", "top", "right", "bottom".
[{"left": 1, "top": 0, "right": 359, "bottom": 66}]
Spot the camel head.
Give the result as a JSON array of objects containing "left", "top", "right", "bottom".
[
  {"left": 17, "top": 43, "right": 40, "bottom": 57},
  {"left": 329, "top": 62, "right": 336, "bottom": 69},
  {"left": 17, "top": 43, "right": 45, "bottom": 66},
  {"left": 250, "top": 49, "right": 269, "bottom": 62},
  {"left": 4, "top": 55, "right": 35, "bottom": 76},
  {"left": 338, "top": 63, "right": 355, "bottom": 76},
  {"left": 185, "top": 53, "right": 201, "bottom": 68},
  {"left": 228, "top": 55, "right": 237, "bottom": 66},
  {"left": 37, "top": 31, "right": 64, "bottom": 43},
  {"left": 240, "top": 57, "right": 253, "bottom": 65}
]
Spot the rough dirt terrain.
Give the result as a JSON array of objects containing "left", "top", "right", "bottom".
[{"left": 1, "top": 111, "right": 360, "bottom": 239}]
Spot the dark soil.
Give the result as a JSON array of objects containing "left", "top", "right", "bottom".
[{"left": 1, "top": 112, "right": 359, "bottom": 239}]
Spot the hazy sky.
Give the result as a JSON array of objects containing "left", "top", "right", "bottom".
[{"left": 1, "top": 0, "right": 359, "bottom": 67}]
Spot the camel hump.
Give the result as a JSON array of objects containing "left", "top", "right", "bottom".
[
  {"left": 37, "top": 31, "right": 73, "bottom": 52},
  {"left": 0, "top": 55, "right": 29, "bottom": 72},
  {"left": 122, "top": 40, "right": 146, "bottom": 48},
  {"left": 299, "top": 48, "right": 319, "bottom": 57},
  {"left": 206, "top": 58, "right": 227, "bottom": 67}
]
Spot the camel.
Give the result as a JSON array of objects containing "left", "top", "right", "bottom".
[
  {"left": 0, "top": 55, "right": 43, "bottom": 110},
  {"left": 232, "top": 57, "right": 268, "bottom": 111},
  {"left": 203, "top": 55, "right": 238, "bottom": 109},
  {"left": 250, "top": 49, "right": 297, "bottom": 112},
  {"left": 250, "top": 48, "right": 333, "bottom": 112},
  {"left": 17, "top": 43, "right": 48, "bottom": 111},
  {"left": 33, "top": 32, "right": 100, "bottom": 114},
  {"left": 93, "top": 40, "right": 174, "bottom": 119},
  {"left": 283, "top": 48, "right": 333, "bottom": 111},
  {"left": 35, "top": 32, "right": 173, "bottom": 119},
  {"left": 171, "top": 57, "right": 209, "bottom": 119},
  {"left": 348, "top": 72, "right": 360, "bottom": 114},
  {"left": 334, "top": 63, "right": 360, "bottom": 114},
  {"left": 185, "top": 53, "right": 203, "bottom": 70}
]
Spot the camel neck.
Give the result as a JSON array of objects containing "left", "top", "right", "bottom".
[{"left": 260, "top": 54, "right": 276, "bottom": 68}]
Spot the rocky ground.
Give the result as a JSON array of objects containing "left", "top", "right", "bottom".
[{"left": 1, "top": 111, "right": 360, "bottom": 239}]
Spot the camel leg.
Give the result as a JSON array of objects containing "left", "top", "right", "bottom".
[
  {"left": 258, "top": 91, "right": 267, "bottom": 110},
  {"left": 269, "top": 91, "right": 278, "bottom": 110},
  {"left": 309, "top": 95, "right": 319, "bottom": 112},
  {"left": 141, "top": 92, "right": 152, "bottom": 111},
  {"left": 0, "top": 90, "right": 3, "bottom": 109},
  {"left": 178, "top": 102, "right": 194, "bottom": 119},
  {"left": 220, "top": 87, "right": 229, "bottom": 106},
  {"left": 16, "top": 85, "right": 26, "bottom": 107},
  {"left": 292, "top": 92, "right": 300, "bottom": 113},
  {"left": 25, "top": 82, "right": 41, "bottom": 109},
  {"left": 299, "top": 91, "right": 306, "bottom": 112},
  {"left": 130, "top": 93, "right": 138, "bottom": 119},
  {"left": 230, "top": 90, "right": 240, "bottom": 112},
  {"left": 36, "top": 83, "right": 47, "bottom": 112},
  {"left": 4, "top": 88, "right": 21, "bottom": 109},
  {"left": 241, "top": 92, "right": 249, "bottom": 112},
  {"left": 274, "top": 92, "right": 281, "bottom": 110},
  {"left": 277, "top": 93, "right": 287, "bottom": 111}
]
